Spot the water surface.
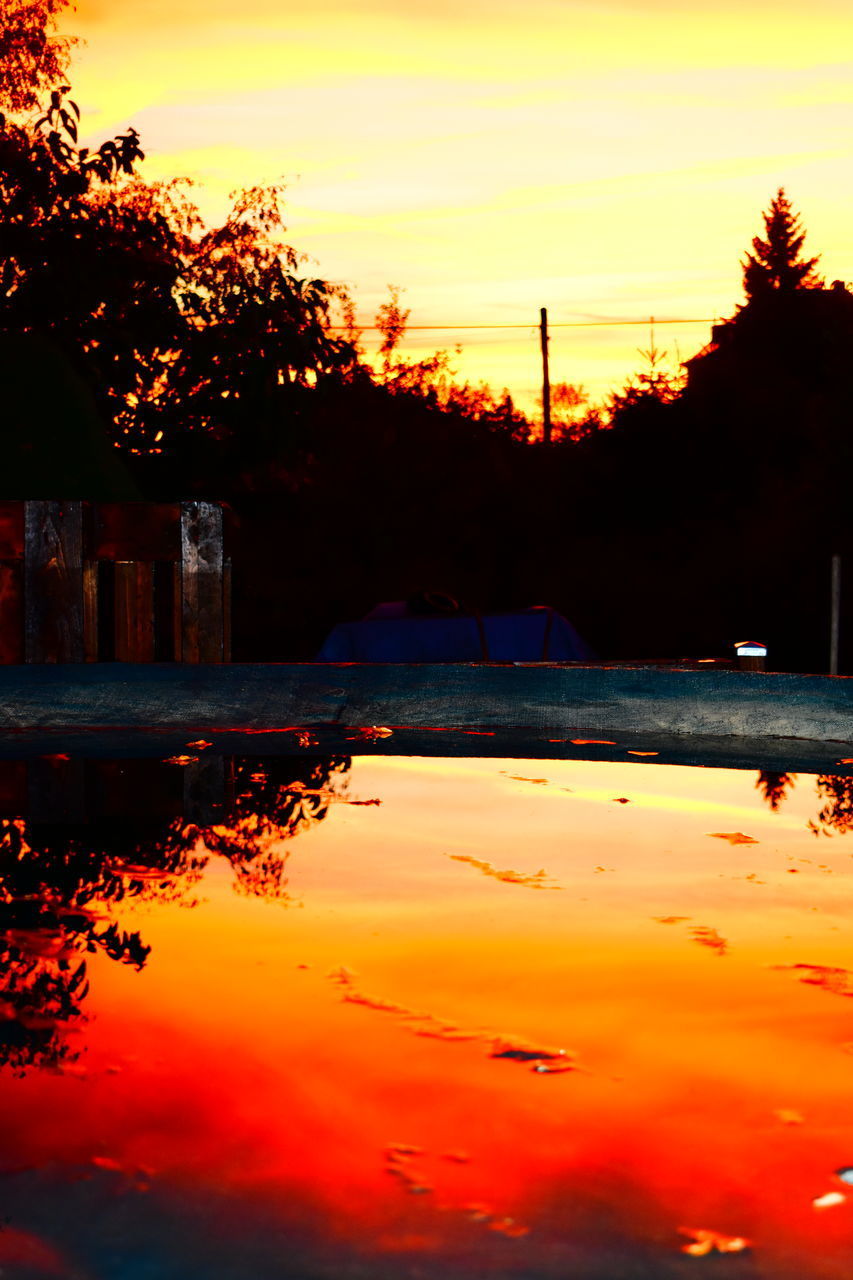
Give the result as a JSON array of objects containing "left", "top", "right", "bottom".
[{"left": 2, "top": 756, "right": 853, "bottom": 1278}]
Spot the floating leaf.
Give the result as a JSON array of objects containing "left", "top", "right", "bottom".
[
  {"left": 707, "top": 832, "right": 758, "bottom": 845},
  {"left": 813, "top": 1192, "right": 846, "bottom": 1209},
  {"left": 774, "top": 1109, "right": 804, "bottom": 1125},
  {"left": 690, "top": 925, "right": 728, "bottom": 956},
  {"left": 772, "top": 963, "right": 853, "bottom": 998},
  {"left": 448, "top": 854, "right": 561, "bottom": 890},
  {"left": 678, "top": 1227, "right": 750, "bottom": 1255}
]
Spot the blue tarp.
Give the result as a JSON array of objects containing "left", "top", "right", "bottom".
[{"left": 316, "top": 604, "right": 595, "bottom": 662}]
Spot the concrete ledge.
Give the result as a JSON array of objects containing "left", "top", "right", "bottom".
[{"left": 0, "top": 663, "right": 848, "bottom": 761}]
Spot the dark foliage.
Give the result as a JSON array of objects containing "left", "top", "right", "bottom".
[{"left": 742, "top": 189, "right": 822, "bottom": 299}]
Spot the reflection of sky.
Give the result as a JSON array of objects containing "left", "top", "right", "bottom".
[
  {"left": 63, "top": 0, "right": 853, "bottom": 408},
  {"left": 4, "top": 758, "right": 853, "bottom": 1277}
]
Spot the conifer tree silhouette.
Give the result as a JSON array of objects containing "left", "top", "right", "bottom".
[{"left": 742, "top": 189, "right": 822, "bottom": 298}]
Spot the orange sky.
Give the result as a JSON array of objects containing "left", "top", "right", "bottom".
[{"left": 58, "top": 0, "right": 853, "bottom": 413}]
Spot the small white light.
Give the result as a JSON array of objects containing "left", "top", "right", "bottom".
[{"left": 735, "top": 642, "right": 767, "bottom": 657}]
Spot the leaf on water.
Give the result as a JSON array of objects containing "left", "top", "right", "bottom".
[
  {"left": 344, "top": 798, "right": 382, "bottom": 806},
  {"left": 409, "top": 1022, "right": 482, "bottom": 1042},
  {"left": 774, "top": 1109, "right": 805, "bottom": 1125},
  {"left": 678, "top": 1227, "right": 751, "bottom": 1255},
  {"left": 627, "top": 750, "right": 658, "bottom": 756},
  {"left": 489, "top": 1218, "right": 530, "bottom": 1238},
  {"left": 447, "top": 854, "right": 561, "bottom": 890},
  {"left": 652, "top": 915, "right": 691, "bottom": 924},
  {"left": 707, "top": 832, "right": 759, "bottom": 844},
  {"left": 505, "top": 775, "right": 550, "bottom": 785},
  {"left": 442, "top": 1151, "right": 470, "bottom": 1163},
  {"left": 186, "top": 740, "right": 212, "bottom": 750},
  {"left": 570, "top": 739, "right": 616, "bottom": 745},
  {"left": 690, "top": 926, "right": 728, "bottom": 956},
  {"left": 612, "top": 797, "right": 631, "bottom": 804},
  {"left": 490, "top": 1039, "right": 572, "bottom": 1068},
  {"left": 773, "top": 964, "right": 853, "bottom": 998},
  {"left": 347, "top": 726, "right": 394, "bottom": 741},
  {"left": 813, "top": 1192, "right": 846, "bottom": 1209}
]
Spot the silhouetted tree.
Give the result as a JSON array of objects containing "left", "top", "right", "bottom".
[
  {"left": 756, "top": 771, "right": 796, "bottom": 811},
  {"left": 607, "top": 337, "right": 684, "bottom": 420},
  {"left": 0, "top": 0, "right": 74, "bottom": 114},
  {"left": 742, "top": 189, "right": 822, "bottom": 299}
]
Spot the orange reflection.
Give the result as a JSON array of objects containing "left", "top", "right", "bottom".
[{"left": 2, "top": 757, "right": 853, "bottom": 1277}]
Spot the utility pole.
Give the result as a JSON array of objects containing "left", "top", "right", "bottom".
[
  {"left": 830, "top": 553, "right": 842, "bottom": 674},
  {"left": 540, "top": 307, "right": 551, "bottom": 443}
]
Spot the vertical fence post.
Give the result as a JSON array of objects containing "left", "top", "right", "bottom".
[
  {"left": 114, "top": 561, "right": 156, "bottom": 662},
  {"left": 180, "top": 500, "right": 224, "bottom": 663},
  {"left": 24, "top": 500, "right": 84, "bottom": 662},
  {"left": 540, "top": 307, "right": 551, "bottom": 444},
  {"left": 830, "top": 553, "right": 842, "bottom": 675}
]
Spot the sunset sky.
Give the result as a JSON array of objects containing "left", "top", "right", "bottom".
[{"left": 65, "top": 0, "right": 853, "bottom": 414}]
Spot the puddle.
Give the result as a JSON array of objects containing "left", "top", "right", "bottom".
[{"left": 0, "top": 754, "right": 852, "bottom": 1277}]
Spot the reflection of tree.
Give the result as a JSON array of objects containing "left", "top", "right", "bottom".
[
  {"left": 755, "top": 770, "right": 853, "bottom": 837},
  {"left": 0, "top": 817, "right": 149, "bottom": 1074},
  {"left": 812, "top": 776, "right": 853, "bottom": 836},
  {"left": 205, "top": 756, "right": 351, "bottom": 902},
  {"left": 756, "top": 771, "right": 796, "bottom": 810},
  {"left": 0, "top": 756, "right": 350, "bottom": 1072}
]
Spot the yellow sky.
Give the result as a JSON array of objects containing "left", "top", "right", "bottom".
[{"left": 63, "top": 0, "right": 853, "bottom": 413}]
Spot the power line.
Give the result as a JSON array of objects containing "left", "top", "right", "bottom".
[{"left": 326, "top": 317, "right": 718, "bottom": 331}]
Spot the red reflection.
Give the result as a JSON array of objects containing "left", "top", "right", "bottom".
[{"left": 1, "top": 757, "right": 853, "bottom": 1278}]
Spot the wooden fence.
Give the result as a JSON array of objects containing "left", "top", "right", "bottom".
[{"left": 0, "top": 500, "right": 229, "bottom": 664}]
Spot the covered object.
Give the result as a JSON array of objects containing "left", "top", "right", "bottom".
[{"left": 316, "top": 602, "right": 595, "bottom": 662}]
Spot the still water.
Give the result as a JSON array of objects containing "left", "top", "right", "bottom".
[{"left": 2, "top": 754, "right": 853, "bottom": 1279}]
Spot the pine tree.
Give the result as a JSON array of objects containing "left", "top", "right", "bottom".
[{"left": 742, "top": 189, "right": 822, "bottom": 298}]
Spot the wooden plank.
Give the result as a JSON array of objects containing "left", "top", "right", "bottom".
[
  {"left": 24, "top": 501, "right": 84, "bottom": 663},
  {"left": 27, "top": 756, "right": 87, "bottom": 823},
  {"left": 180, "top": 501, "right": 224, "bottom": 663},
  {"left": 0, "top": 502, "right": 24, "bottom": 559},
  {"left": 114, "top": 561, "right": 155, "bottom": 662},
  {"left": 0, "top": 663, "right": 850, "bottom": 748},
  {"left": 88, "top": 502, "right": 181, "bottom": 562},
  {"left": 0, "top": 759, "right": 26, "bottom": 814},
  {"left": 223, "top": 557, "right": 232, "bottom": 663},
  {"left": 183, "top": 754, "right": 226, "bottom": 824},
  {"left": 172, "top": 561, "right": 183, "bottom": 661},
  {"left": 83, "top": 560, "right": 99, "bottom": 663},
  {"left": 0, "top": 561, "right": 23, "bottom": 663},
  {"left": 87, "top": 759, "right": 182, "bottom": 820}
]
